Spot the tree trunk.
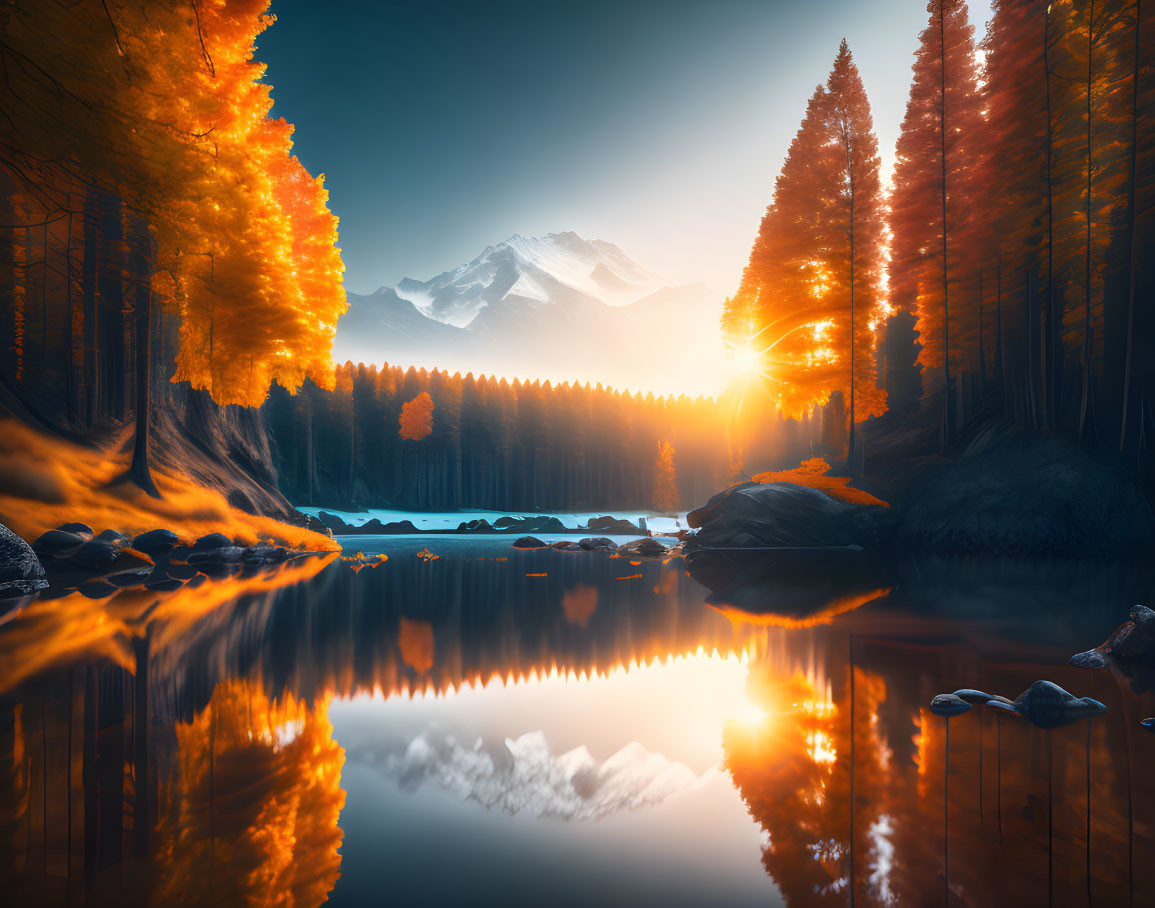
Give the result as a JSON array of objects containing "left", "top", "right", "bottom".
[{"left": 129, "top": 220, "right": 159, "bottom": 498}]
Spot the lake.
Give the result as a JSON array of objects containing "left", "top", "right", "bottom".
[{"left": 1, "top": 526, "right": 1153, "bottom": 906}]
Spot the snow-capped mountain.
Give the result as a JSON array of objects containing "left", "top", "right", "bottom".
[
  {"left": 395, "top": 232, "right": 666, "bottom": 328},
  {"left": 334, "top": 232, "right": 727, "bottom": 397}
]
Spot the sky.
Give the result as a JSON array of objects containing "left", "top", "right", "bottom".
[{"left": 260, "top": 0, "right": 994, "bottom": 296}]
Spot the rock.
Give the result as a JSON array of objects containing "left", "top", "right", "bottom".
[
  {"left": 1142, "top": 718, "right": 1154, "bottom": 734},
  {"left": 618, "top": 538, "right": 669, "bottom": 558},
  {"left": 585, "top": 516, "right": 644, "bottom": 535},
  {"left": 144, "top": 578, "right": 184, "bottom": 592},
  {"left": 94, "top": 529, "right": 131, "bottom": 547},
  {"left": 551, "top": 541, "right": 583, "bottom": 552},
  {"left": 578, "top": 537, "right": 618, "bottom": 551},
  {"left": 685, "top": 482, "right": 891, "bottom": 550},
  {"left": 494, "top": 516, "right": 518, "bottom": 528},
  {"left": 67, "top": 539, "right": 119, "bottom": 571},
  {"left": 165, "top": 561, "right": 199, "bottom": 580},
  {"left": 243, "top": 544, "right": 290, "bottom": 564},
  {"left": 57, "top": 522, "right": 94, "bottom": 538},
  {"left": 0, "top": 523, "right": 49, "bottom": 597},
  {"left": 191, "top": 532, "right": 233, "bottom": 551},
  {"left": 988, "top": 680, "right": 1108, "bottom": 729},
  {"left": 457, "top": 518, "right": 494, "bottom": 532},
  {"left": 512, "top": 536, "right": 548, "bottom": 549},
  {"left": 32, "top": 529, "right": 87, "bottom": 557},
  {"left": 132, "top": 528, "right": 180, "bottom": 555},
  {"left": 1070, "top": 604, "right": 1155, "bottom": 671},
  {"left": 106, "top": 550, "right": 154, "bottom": 575},
  {"left": 78, "top": 580, "right": 118, "bottom": 599},
  {"left": 107, "top": 569, "right": 153, "bottom": 588},
  {"left": 188, "top": 546, "right": 246, "bottom": 564},
  {"left": 930, "top": 694, "right": 974, "bottom": 717}
]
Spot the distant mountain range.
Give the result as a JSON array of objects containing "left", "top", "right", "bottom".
[{"left": 333, "top": 232, "right": 728, "bottom": 397}]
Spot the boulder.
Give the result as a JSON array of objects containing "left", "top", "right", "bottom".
[
  {"left": 32, "top": 529, "right": 88, "bottom": 557},
  {"left": 686, "top": 482, "right": 891, "bottom": 550},
  {"left": 57, "top": 522, "right": 94, "bottom": 538},
  {"left": 94, "top": 529, "right": 131, "bottom": 547},
  {"left": 578, "top": 537, "right": 618, "bottom": 551},
  {"left": 618, "top": 538, "right": 669, "bottom": 559},
  {"left": 551, "top": 541, "right": 583, "bottom": 552},
  {"left": 512, "top": 536, "right": 548, "bottom": 549},
  {"left": 188, "top": 545, "right": 246, "bottom": 564},
  {"left": 494, "top": 516, "right": 519, "bottom": 529},
  {"left": 67, "top": 539, "right": 120, "bottom": 571},
  {"left": 78, "top": 580, "right": 118, "bottom": 599},
  {"left": 457, "top": 518, "right": 494, "bottom": 532},
  {"left": 585, "top": 516, "right": 644, "bottom": 535},
  {"left": 132, "top": 528, "right": 180, "bottom": 555},
  {"left": 191, "top": 532, "right": 233, "bottom": 551},
  {"left": 0, "top": 523, "right": 49, "bottom": 597}
]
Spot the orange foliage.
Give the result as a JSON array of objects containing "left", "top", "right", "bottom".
[
  {"left": 399, "top": 391, "right": 434, "bottom": 441},
  {"left": 725, "top": 42, "right": 886, "bottom": 424},
  {"left": 889, "top": 0, "right": 984, "bottom": 384},
  {"left": 1, "top": 1, "right": 346, "bottom": 408},
  {"left": 398, "top": 616, "right": 434, "bottom": 674},
  {"left": 751, "top": 457, "right": 889, "bottom": 507},
  {"left": 0, "top": 552, "right": 336, "bottom": 695},
  {"left": 654, "top": 440, "right": 679, "bottom": 511},
  {"left": 0, "top": 417, "right": 337, "bottom": 550},
  {"left": 562, "top": 585, "right": 599, "bottom": 626},
  {"left": 155, "top": 681, "right": 345, "bottom": 906}
]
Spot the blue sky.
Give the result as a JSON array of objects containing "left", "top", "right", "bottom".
[{"left": 260, "top": 0, "right": 994, "bottom": 295}]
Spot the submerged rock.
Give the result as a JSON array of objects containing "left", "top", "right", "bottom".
[
  {"left": 512, "top": 536, "right": 548, "bottom": 549},
  {"left": 1070, "top": 605, "right": 1155, "bottom": 671},
  {"left": 988, "top": 680, "right": 1107, "bottom": 729},
  {"left": 0, "top": 524, "right": 48, "bottom": 597},
  {"left": 930, "top": 694, "right": 974, "bottom": 717}
]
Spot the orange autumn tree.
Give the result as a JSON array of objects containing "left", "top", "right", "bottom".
[
  {"left": 888, "top": 0, "right": 983, "bottom": 438},
  {"left": 654, "top": 440, "right": 679, "bottom": 511},
  {"left": 0, "top": 1, "right": 345, "bottom": 496},
  {"left": 399, "top": 391, "right": 435, "bottom": 441},
  {"left": 724, "top": 42, "right": 886, "bottom": 449},
  {"left": 154, "top": 680, "right": 346, "bottom": 905}
]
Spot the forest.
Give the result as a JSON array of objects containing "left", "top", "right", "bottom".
[
  {"left": 726, "top": 1, "right": 1154, "bottom": 488},
  {"left": 0, "top": 0, "right": 1153, "bottom": 531},
  {"left": 262, "top": 362, "right": 818, "bottom": 511}
]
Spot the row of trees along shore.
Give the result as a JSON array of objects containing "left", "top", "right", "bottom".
[
  {"left": 725, "top": 0, "right": 1155, "bottom": 485},
  {"left": 262, "top": 361, "right": 820, "bottom": 512}
]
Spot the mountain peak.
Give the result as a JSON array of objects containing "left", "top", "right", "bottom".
[{"left": 390, "top": 231, "right": 665, "bottom": 329}]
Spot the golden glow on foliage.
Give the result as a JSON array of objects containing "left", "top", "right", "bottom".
[
  {"left": 155, "top": 680, "right": 346, "bottom": 906},
  {"left": 0, "top": 417, "right": 337, "bottom": 550},
  {"left": 0, "top": 552, "right": 334, "bottom": 696},
  {"left": 750, "top": 457, "right": 889, "bottom": 507},
  {"left": 654, "top": 440, "right": 679, "bottom": 512}
]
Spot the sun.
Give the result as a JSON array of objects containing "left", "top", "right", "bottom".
[{"left": 730, "top": 347, "right": 763, "bottom": 380}]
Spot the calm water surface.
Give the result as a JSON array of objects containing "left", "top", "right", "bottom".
[{"left": 1, "top": 525, "right": 1154, "bottom": 906}]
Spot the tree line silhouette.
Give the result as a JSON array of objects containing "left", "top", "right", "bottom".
[{"left": 261, "top": 361, "right": 815, "bottom": 511}]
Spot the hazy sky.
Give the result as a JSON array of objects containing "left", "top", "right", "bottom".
[{"left": 260, "top": 0, "right": 994, "bottom": 295}]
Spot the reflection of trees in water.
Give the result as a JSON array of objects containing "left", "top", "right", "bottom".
[
  {"left": 724, "top": 621, "right": 1155, "bottom": 906},
  {"left": 724, "top": 666, "right": 890, "bottom": 905},
  {"left": 154, "top": 681, "right": 345, "bottom": 907}
]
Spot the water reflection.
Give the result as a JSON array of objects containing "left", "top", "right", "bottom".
[{"left": 0, "top": 535, "right": 1153, "bottom": 905}]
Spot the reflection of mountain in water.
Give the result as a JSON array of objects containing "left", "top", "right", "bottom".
[{"left": 3, "top": 542, "right": 1155, "bottom": 905}]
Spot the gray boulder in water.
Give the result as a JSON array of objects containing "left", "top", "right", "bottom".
[
  {"left": 0, "top": 523, "right": 48, "bottom": 597},
  {"left": 1070, "top": 605, "right": 1155, "bottom": 671},
  {"left": 686, "top": 482, "right": 892, "bottom": 550},
  {"left": 987, "top": 680, "right": 1107, "bottom": 729},
  {"left": 930, "top": 693, "right": 974, "bottom": 717}
]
